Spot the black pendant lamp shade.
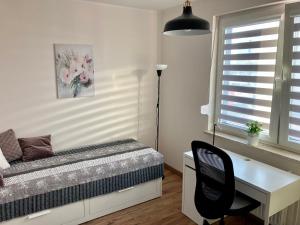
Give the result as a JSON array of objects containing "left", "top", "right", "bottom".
[{"left": 163, "top": 0, "right": 210, "bottom": 36}]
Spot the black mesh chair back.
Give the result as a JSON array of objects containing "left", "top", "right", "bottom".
[{"left": 191, "top": 141, "right": 235, "bottom": 220}]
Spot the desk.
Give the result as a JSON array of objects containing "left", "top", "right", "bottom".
[{"left": 182, "top": 150, "right": 300, "bottom": 225}]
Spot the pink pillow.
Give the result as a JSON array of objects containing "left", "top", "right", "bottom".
[{"left": 18, "top": 135, "right": 54, "bottom": 162}]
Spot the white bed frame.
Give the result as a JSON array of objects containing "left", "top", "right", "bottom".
[{"left": 1, "top": 178, "right": 162, "bottom": 225}]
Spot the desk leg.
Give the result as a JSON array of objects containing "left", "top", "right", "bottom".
[
  {"left": 264, "top": 217, "right": 270, "bottom": 225},
  {"left": 264, "top": 199, "right": 270, "bottom": 225}
]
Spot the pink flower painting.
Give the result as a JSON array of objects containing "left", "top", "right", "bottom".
[{"left": 54, "top": 44, "right": 95, "bottom": 98}]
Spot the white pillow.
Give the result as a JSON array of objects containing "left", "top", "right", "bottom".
[{"left": 0, "top": 148, "right": 10, "bottom": 169}]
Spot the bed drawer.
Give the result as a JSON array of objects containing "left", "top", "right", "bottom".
[
  {"left": 1, "top": 201, "right": 85, "bottom": 225},
  {"left": 90, "top": 178, "right": 162, "bottom": 216}
]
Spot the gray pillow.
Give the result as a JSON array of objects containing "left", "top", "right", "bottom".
[
  {"left": 0, "top": 129, "right": 23, "bottom": 162},
  {"left": 18, "top": 135, "right": 54, "bottom": 162}
]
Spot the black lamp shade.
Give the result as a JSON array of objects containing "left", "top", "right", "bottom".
[{"left": 163, "top": 6, "right": 210, "bottom": 36}]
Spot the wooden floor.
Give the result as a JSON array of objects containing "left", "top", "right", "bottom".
[{"left": 84, "top": 169, "right": 261, "bottom": 225}]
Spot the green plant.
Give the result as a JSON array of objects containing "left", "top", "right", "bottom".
[{"left": 246, "top": 121, "right": 263, "bottom": 135}]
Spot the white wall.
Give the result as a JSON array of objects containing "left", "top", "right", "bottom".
[
  {"left": 0, "top": 0, "right": 158, "bottom": 151},
  {"left": 159, "top": 0, "right": 300, "bottom": 175}
]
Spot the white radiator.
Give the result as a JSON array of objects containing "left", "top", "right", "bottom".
[{"left": 252, "top": 201, "right": 300, "bottom": 225}]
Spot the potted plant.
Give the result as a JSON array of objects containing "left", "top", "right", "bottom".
[{"left": 246, "top": 121, "right": 263, "bottom": 146}]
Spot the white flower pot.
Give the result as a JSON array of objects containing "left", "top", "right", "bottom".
[{"left": 247, "top": 134, "right": 259, "bottom": 146}]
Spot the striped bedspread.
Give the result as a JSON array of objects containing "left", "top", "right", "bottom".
[{"left": 0, "top": 139, "right": 164, "bottom": 222}]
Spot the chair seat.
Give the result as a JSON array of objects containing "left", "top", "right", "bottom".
[{"left": 226, "top": 191, "right": 261, "bottom": 216}]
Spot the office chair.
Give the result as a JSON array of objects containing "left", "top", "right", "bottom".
[{"left": 191, "top": 141, "right": 261, "bottom": 225}]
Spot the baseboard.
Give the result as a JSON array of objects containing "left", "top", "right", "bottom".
[{"left": 164, "top": 163, "right": 182, "bottom": 178}]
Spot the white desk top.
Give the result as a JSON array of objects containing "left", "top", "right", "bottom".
[{"left": 184, "top": 150, "right": 300, "bottom": 194}]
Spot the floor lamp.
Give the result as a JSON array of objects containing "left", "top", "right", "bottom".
[{"left": 155, "top": 64, "right": 168, "bottom": 152}]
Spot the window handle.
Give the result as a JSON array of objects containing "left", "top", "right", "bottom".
[{"left": 275, "top": 78, "right": 283, "bottom": 89}]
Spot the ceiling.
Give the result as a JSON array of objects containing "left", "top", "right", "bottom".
[{"left": 83, "top": 0, "right": 197, "bottom": 10}]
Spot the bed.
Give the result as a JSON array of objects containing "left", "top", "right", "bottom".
[{"left": 0, "top": 139, "right": 164, "bottom": 225}]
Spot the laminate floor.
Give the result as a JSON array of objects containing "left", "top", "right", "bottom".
[{"left": 83, "top": 169, "right": 261, "bottom": 225}]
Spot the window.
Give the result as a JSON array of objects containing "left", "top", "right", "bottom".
[
  {"left": 213, "top": 3, "right": 300, "bottom": 153},
  {"left": 220, "top": 19, "right": 280, "bottom": 135},
  {"left": 287, "top": 16, "right": 300, "bottom": 144},
  {"left": 280, "top": 5, "right": 300, "bottom": 150}
]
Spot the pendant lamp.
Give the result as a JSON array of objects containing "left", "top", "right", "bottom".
[{"left": 163, "top": 0, "right": 210, "bottom": 36}]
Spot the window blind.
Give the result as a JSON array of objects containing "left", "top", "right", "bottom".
[
  {"left": 288, "top": 16, "right": 300, "bottom": 144},
  {"left": 219, "top": 19, "right": 280, "bottom": 134}
]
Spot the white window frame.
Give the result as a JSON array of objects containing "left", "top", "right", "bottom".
[
  {"left": 279, "top": 2, "right": 300, "bottom": 151},
  {"left": 211, "top": 1, "right": 300, "bottom": 155},
  {"left": 213, "top": 4, "right": 285, "bottom": 144}
]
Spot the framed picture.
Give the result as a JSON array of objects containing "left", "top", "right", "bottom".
[{"left": 54, "top": 44, "right": 95, "bottom": 98}]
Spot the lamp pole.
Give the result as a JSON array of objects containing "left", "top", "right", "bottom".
[
  {"left": 156, "top": 71, "right": 161, "bottom": 152},
  {"left": 155, "top": 65, "right": 168, "bottom": 152}
]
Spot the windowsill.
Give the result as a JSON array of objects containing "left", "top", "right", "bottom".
[{"left": 204, "top": 130, "right": 300, "bottom": 163}]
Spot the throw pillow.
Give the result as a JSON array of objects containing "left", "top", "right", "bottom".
[
  {"left": 0, "top": 129, "right": 23, "bottom": 162},
  {"left": 0, "top": 148, "right": 10, "bottom": 169},
  {"left": 18, "top": 135, "right": 54, "bottom": 162}
]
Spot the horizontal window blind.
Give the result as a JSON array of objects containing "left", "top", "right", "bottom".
[
  {"left": 288, "top": 16, "right": 300, "bottom": 144},
  {"left": 219, "top": 19, "right": 280, "bottom": 133}
]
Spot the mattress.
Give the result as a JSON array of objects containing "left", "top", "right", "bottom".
[{"left": 0, "top": 139, "right": 164, "bottom": 222}]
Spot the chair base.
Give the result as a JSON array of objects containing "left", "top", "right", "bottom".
[
  {"left": 203, "top": 220, "right": 210, "bottom": 225},
  {"left": 220, "top": 217, "right": 225, "bottom": 225},
  {"left": 203, "top": 217, "right": 224, "bottom": 225}
]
